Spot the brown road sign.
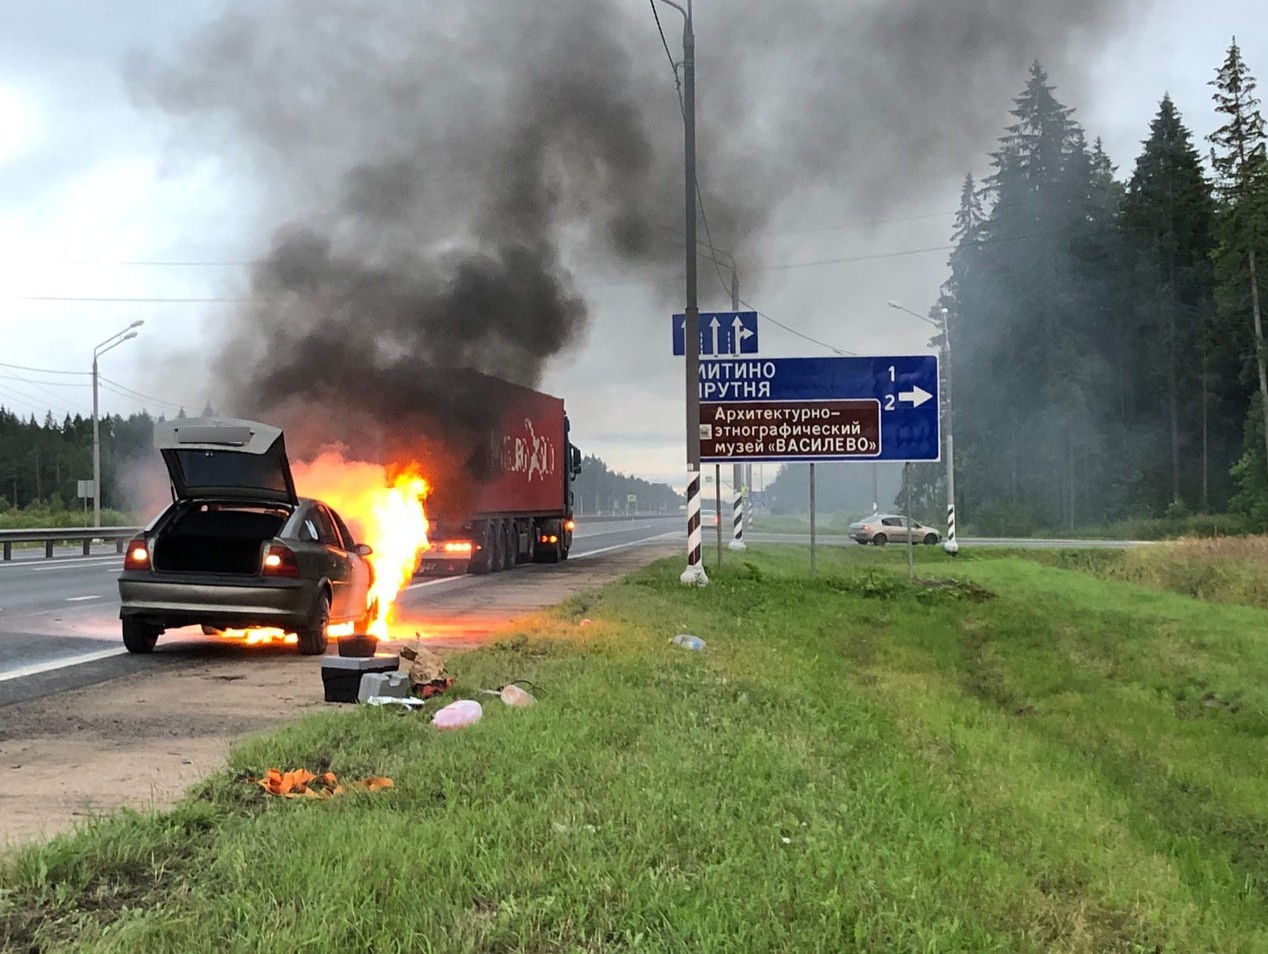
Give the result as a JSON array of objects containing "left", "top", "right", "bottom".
[{"left": 699, "top": 399, "right": 881, "bottom": 462}]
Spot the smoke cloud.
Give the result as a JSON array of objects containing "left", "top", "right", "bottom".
[{"left": 129, "top": 0, "right": 1151, "bottom": 470}]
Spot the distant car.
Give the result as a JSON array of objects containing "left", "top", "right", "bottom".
[
  {"left": 117, "top": 418, "right": 376, "bottom": 656},
  {"left": 699, "top": 499, "right": 723, "bottom": 529},
  {"left": 849, "top": 514, "right": 941, "bottom": 546}
]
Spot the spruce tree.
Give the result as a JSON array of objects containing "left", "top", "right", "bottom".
[
  {"left": 1122, "top": 94, "right": 1216, "bottom": 510},
  {"left": 1209, "top": 38, "right": 1268, "bottom": 488}
]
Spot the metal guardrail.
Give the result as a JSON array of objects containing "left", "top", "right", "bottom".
[{"left": 0, "top": 527, "right": 140, "bottom": 561}]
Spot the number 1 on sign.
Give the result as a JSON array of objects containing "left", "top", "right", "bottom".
[{"left": 888, "top": 366, "right": 895, "bottom": 382}]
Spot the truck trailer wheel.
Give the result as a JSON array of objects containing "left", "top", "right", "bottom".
[
  {"left": 469, "top": 524, "right": 494, "bottom": 574},
  {"left": 502, "top": 522, "right": 517, "bottom": 570}
]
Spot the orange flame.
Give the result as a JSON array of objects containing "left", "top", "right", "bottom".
[{"left": 290, "top": 452, "right": 430, "bottom": 639}]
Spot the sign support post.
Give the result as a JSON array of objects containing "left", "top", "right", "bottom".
[
  {"left": 809, "top": 463, "right": 817, "bottom": 578},
  {"left": 904, "top": 462, "right": 915, "bottom": 581}
]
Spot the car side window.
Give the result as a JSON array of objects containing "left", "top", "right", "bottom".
[
  {"left": 330, "top": 509, "right": 358, "bottom": 551},
  {"left": 882, "top": 517, "right": 900, "bottom": 527},
  {"left": 299, "top": 516, "right": 320, "bottom": 543},
  {"left": 312, "top": 506, "right": 342, "bottom": 548}
]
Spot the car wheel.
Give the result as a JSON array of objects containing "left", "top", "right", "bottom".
[
  {"left": 297, "top": 590, "right": 331, "bottom": 656},
  {"left": 872, "top": 533, "right": 888, "bottom": 546},
  {"left": 122, "top": 619, "right": 161, "bottom": 654},
  {"left": 924, "top": 533, "right": 939, "bottom": 545}
]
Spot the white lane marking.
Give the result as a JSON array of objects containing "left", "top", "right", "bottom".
[
  {"left": 29, "top": 559, "right": 123, "bottom": 574},
  {"left": 572, "top": 523, "right": 651, "bottom": 538},
  {"left": 0, "top": 646, "right": 128, "bottom": 684},
  {"left": 571, "top": 532, "right": 679, "bottom": 560},
  {"left": 66, "top": 595, "right": 102, "bottom": 602},
  {"left": 402, "top": 576, "right": 465, "bottom": 593}
]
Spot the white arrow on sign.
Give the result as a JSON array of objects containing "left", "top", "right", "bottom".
[
  {"left": 899, "top": 385, "right": 933, "bottom": 408},
  {"left": 709, "top": 316, "right": 721, "bottom": 355},
  {"left": 732, "top": 315, "right": 754, "bottom": 354}
]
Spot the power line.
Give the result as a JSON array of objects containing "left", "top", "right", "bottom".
[
  {"left": 0, "top": 361, "right": 92, "bottom": 376},
  {"left": 10, "top": 295, "right": 249, "bottom": 303},
  {"left": 648, "top": 0, "right": 684, "bottom": 115},
  {"left": 736, "top": 298, "right": 859, "bottom": 357},
  {"left": 98, "top": 374, "right": 192, "bottom": 412},
  {"left": 0, "top": 373, "right": 91, "bottom": 414},
  {"left": 755, "top": 210, "right": 958, "bottom": 238}
]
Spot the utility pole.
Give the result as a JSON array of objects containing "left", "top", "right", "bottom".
[
  {"left": 728, "top": 263, "right": 745, "bottom": 552},
  {"left": 660, "top": 0, "right": 706, "bottom": 586},
  {"left": 939, "top": 306, "right": 958, "bottom": 555}
]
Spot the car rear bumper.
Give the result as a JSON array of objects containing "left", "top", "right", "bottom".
[{"left": 118, "top": 571, "right": 317, "bottom": 631}]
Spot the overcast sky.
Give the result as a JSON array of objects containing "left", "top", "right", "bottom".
[{"left": 0, "top": 1, "right": 1264, "bottom": 489}]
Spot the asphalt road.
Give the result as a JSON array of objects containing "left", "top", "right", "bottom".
[{"left": 0, "top": 518, "right": 681, "bottom": 700}]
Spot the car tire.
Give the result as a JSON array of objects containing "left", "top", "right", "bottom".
[
  {"left": 924, "top": 533, "right": 939, "bottom": 545},
  {"left": 872, "top": 533, "right": 888, "bottom": 546},
  {"left": 122, "top": 619, "right": 160, "bottom": 654},
  {"left": 297, "top": 590, "right": 331, "bottom": 656}
]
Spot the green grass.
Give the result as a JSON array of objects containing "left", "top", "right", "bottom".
[
  {"left": 6, "top": 545, "right": 1268, "bottom": 951},
  {"left": 1016, "top": 536, "right": 1268, "bottom": 612}
]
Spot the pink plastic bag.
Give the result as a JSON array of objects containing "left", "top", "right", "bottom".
[{"left": 432, "top": 699, "right": 483, "bottom": 730}]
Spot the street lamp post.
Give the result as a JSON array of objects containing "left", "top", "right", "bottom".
[
  {"left": 658, "top": 0, "right": 707, "bottom": 586},
  {"left": 92, "top": 321, "right": 144, "bottom": 528},
  {"left": 886, "top": 301, "right": 958, "bottom": 555}
]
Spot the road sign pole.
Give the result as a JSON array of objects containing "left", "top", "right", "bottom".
[
  {"left": 676, "top": 0, "right": 706, "bottom": 587},
  {"left": 809, "top": 463, "right": 817, "bottom": 578},
  {"left": 715, "top": 464, "right": 723, "bottom": 565},
  {"left": 904, "top": 462, "right": 915, "bottom": 580}
]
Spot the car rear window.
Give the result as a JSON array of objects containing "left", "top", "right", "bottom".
[{"left": 172, "top": 449, "right": 289, "bottom": 493}]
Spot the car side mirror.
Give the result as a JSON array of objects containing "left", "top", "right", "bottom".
[{"left": 356, "top": 543, "right": 373, "bottom": 557}]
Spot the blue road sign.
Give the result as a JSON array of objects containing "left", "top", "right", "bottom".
[
  {"left": 672, "top": 311, "right": 759, "bottom": 356},
  {"left": 697, "top": 355, "right": 940, "bottom": 463}
]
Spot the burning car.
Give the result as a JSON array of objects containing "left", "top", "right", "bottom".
[{"left": 117, "top": 418, "right": 376, "bottom": 655}]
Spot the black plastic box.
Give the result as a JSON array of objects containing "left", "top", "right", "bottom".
[{"left": 320, "top": 653, "right": 400, "bottom": 703}]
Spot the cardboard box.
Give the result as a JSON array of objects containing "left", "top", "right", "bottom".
[{"left": 321, "top": 653, "right": 400, "bottom": 704}]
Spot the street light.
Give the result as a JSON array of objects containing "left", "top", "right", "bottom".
[
  {"left": 657, "top": 0, "right": 707, "bottom": 587},
  {"left": 886, "top": 300, "right": 958, "bottom": 555},
  {"left": 92, "top": 321, "right": 143, "bottom": 528}
]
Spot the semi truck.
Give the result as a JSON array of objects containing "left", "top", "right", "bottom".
[{"left": 418, "top": 372, "right": 582, "bottom": 574}]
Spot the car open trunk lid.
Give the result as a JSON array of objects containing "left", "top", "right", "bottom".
[{"left": 154, "top": 418, "right": 298, "bottom": 505}]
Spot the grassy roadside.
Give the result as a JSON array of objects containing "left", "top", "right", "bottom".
[{"left": 5, "top": 545, "right": 1268, "bottom": 951}]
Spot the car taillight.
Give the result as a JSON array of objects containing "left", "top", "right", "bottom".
[
  {"left": 261, "top": 544, "right": 301, "bottom": 578},
  {"left": 862, "top": 525, "right": 872, "bottom": 532},
  {"left": 123, "top": 538, "right": 150, "bottom": 570},
  {"left": 565, "top": 519, "right": 575, "bottom": 531}
]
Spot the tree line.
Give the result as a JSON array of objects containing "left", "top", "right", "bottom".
[{"left": 897, "top": 40, "right": 1268, "bottom": 534}]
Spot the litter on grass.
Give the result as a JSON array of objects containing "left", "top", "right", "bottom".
[
  {"left": 258, "top": 768, "right": 394, "bottom": 798},
  {"left": 432, "top": 699, "right": 483, "bottom": 730}
]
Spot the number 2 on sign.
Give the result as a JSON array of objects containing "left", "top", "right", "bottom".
[{"left": 885, "top": 394, "right": 896, "bottom": 411}]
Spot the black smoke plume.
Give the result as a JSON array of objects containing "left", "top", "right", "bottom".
[{"left": 130, "top": 0, "right": 1151, "bottom": 472}]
